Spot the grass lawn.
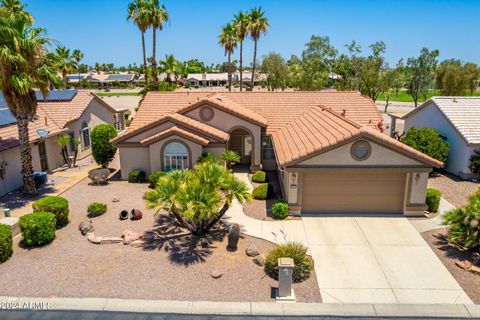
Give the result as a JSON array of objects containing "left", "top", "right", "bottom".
[
  {"left": 95, "top": 92, "right": 142, "bottom": 97},
  {"left": 377, "top": 90, "right": 480, "bottom": 102}
]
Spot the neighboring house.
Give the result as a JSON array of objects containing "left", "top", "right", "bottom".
[
  {"left": 0, "top": 90, "right": 124, "bottom": 197},
  {"left": 185, "top": 72, "right": 266, "bottom": 87},
  {"left": 402, "top": 97, "right": 480, "bottom": 180},
  {"left": 112, "top": 91, "right": 441, "bottom": 216}
]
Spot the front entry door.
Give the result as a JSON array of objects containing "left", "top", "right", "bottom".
[{"left": 38, "top": 141, "right": 49, "bottom": 172}]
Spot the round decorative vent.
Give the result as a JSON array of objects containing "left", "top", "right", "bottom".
[
  {"left": 200, "top": 106, "right": 214, "bottom": 121},
  {"left": 350, "top": 140, "right": 372, "bottom": 161}
]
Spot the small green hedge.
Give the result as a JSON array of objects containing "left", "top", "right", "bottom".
[
  {"left": 87, "top": 202, "right": 107, "bottom": 218},
  {"left": 251, "top": 171, "right": 267, "bottom": 183},
  {"left": 265, "top": 241, "right": 314, "bottom": 282},
  {"left": 272, "top": 201, "right": 289, "bottom": 219},
  {"left": 148, "top": 171, "right": 165, "bottom": 188},
  {"left": 0, "top": 224, "right": 13, "bottom": 263},
  {"left": 128, "top": 170, "right": 146, "bottom": 183},
  {"left": 32, "top": 196, "right": 69, "bottom": 228},
  {"left": 19, "top": 212, "right": 56, "bottom": 247},
  {"left": 426, "top": 188, "right": 442, "bottom": 213},
  {"left": 252, "top": 183, "right": 273, "bottom": 200}
]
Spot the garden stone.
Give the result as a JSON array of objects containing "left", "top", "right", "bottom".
[
  {"left": 211, "top": 270, "right": 223, "bottom": 279},
  {"left": 131, "top": 209, "right": 143, "bottom": 221},
  {"left": 253, "top": 255, "right": 265, "bottom": 266},
  {"left": 79, "top": 221, "right": 94, "bottom": 236},
  {"left": 246, "top": 244, "right": 259, "bottom": 257},
  {"left": 130, "top": 239, "right": 145, "bottom": 247},
  {"left": 122, "top": 230, "right": 141, "bottom": 245},
  {"left": 88, "top": 168, "right": 110, "bottom": 185},
  {"left": 86, "top": 233, "right": 102, "bottom": 244},
  {"left": 227, "top": 223, "right": 240, "bottom": 251},
  {"left": 112, "top": 196, "right": 119, "bottom": 202},
  {"left": 101, "top": 237, "right": 123, "bottom": 244}
]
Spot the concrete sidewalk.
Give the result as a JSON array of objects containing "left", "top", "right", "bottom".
[{"left": 409, "top": 197, "right": 456, "bottom": 233}]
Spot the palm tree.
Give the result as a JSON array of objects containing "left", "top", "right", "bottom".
[
  {"left": 218, "top": 23, "right": 238, "bottom": 91},
  {"left": 72, "top": 49, "right": 83, "bottom": 85},
  {"left": 159, "top": 54, "right": 180, "bottom": 83},
  {"left": 146, "top": 160, "right": 250, "bottom": 236},
  {"left": 127, "top": 0, "right": 150, "bottom": 85},
  {"left": 234, "top": 11, "right": 248, "bottom": 91},
  {"left": 55, "top": 46, "right": 75, "bottom": 89},
  {"left": 247, "top": 7, "right": 269, "bottom": 90},
  {"left": 147, "top": 0, "right": 168, "bottom": 89},
  {"left": 221, "top": 150, "right": 240, "bottom": 169},
  {"left": 0, "top": 0, "right": 58, "bottom": 195}
]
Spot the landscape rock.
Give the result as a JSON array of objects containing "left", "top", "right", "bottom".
[
  {"left": 211, "top": 270, "right": 223, "bottom": 279},
  {"left": 112, "top": 196, "right": 120, "bottom": 202},
  {"left": 130, "top": 239, "right": 145, "bottom": 247},
  {"left": 122, "top": 230, "right": 141, "bottom": 245},
  {"left": 101, "top": 237, "right": 123, "bottom": 244},
  {"left": 86, "top": 233, "right": 102, "bottom": 244},
  {"left": 131, "top": 209, "right": 143, "bottom": 221},
  {"left": 227, "top": 223, "right": 240, "bottom": 251},
  {"left": 88, "top": 168, "right": 110, "bottom": 185},
  {"left": 245, "top": 244, "right": 259, "bottom": 257},
  {"left": 79, "top": 220, "right": 94, "bottom": 236},
  {"left": 253, "top": 255, "right": 265, "bottom": 266}
]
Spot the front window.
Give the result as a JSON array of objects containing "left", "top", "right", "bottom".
[
  {"left": 164, "top": 142, "right": 189, "bottom": 172},
  {"left": 262, "top": 136, "right": 275, "bottom": 160},
  {"left": 81, "top": 123, "right": 90, "bottom": 149}
]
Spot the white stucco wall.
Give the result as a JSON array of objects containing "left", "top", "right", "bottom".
[
  {"left": 408, "top": 172, "right": 429, "bottom": 204},
  {"left": 404, "top": 102, "right": 470, "bottom": 177},
  {"left": 0, "top": 147, "right": 23, "bottom": 197},
  {"left": 119, "top": 147, "right": 150, "bottom": 180}
]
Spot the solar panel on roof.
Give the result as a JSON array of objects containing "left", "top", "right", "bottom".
[
  {"left": 105, "top": 74, "right": 133, "bottom": 82},
  {"left": 67, "top": 75, "right": 85, "bottom": 80},
  {"left": 36, "top": 90, "right": 77, "bottom": 101},
  {"left": 0, "top": 108, "right": 17, "bottom": 126}
]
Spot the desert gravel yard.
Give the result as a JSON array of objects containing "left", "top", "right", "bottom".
[
  {"left": 428, "top": 172, "right": 479, "bottom": 207},
  {"left": 0, "top": 170, "right": 321, "bottom": 303}
]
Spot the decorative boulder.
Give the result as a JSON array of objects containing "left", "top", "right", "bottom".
[
  {"left": 112, "top": 196, "right": 120, "bottom": 202},
  {"left": 211, "top": 270, "right": 223, "bottom": 279},
  {"left": 122, "top": 230, "right": 141, "bottom": 245},
  {"left": 227, "top": 223, "right": 240, "bottom": 251},
  {"left": 88, "top": 168, "right": 110, "bottom": 185},
  {"left": 79, "top": 220, "right": 94, "bottom": 236},
  {"left": 119, "top": 210, "right": 129, "bottom": 220},
  {"left": 130, "top": 209, "right": 143, "bottom": 221},
  {"left": 253, "top": 255, "right": 265, "bottom": 266},
  {"left": 246, "top": 244, "right": 259, "bottom": 257}
]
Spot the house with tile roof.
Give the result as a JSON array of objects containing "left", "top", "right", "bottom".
[
  {"left": 112, "top": 91, "right": 442, "bottom": 216},
  {"left": 0, "top": 90, "right": 124, "bottom": 197},
  {"left": 402, "top": 97, "right": 480, "bottom": 180}
]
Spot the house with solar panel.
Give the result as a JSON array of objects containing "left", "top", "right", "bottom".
[
  {"left": 0, "top": 90, "right": 125, "bottom": 197},
  {"left": 89, "top": 73, "right": 137, "bottom": 87}
]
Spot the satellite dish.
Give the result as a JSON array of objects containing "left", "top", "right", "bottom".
[{"left": 36, "top": 129, "right": 50, "bottom": 139}]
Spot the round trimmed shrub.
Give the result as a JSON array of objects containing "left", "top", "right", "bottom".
[
  {"left": 128, "top": 169, "right": 146, "bottom": 183},
  {"left": 265, "top": 241, "right": 314, "bottom": 282},
  {"left": 91, "top": 124, "right": 118, "bottom": 168},
  {"left": 19, "top": 212, "right": 56, "bottom": 247},
  {"left": 32, "top": 196, "right": 69, "bottom": 228},
  {"left": 0, "top": 224, "right": 13, "bottom": 263},
  {"left": 251, "top": 170, "right": 267, "bottom": 183},
  {"left": 401, "top": 127, "right": 449, "bottom": 165},
  {"left": 426, "top": 188, "right": 441, "bottom": 213},
  {"left": 272, "top": 201, "right": 289, "bottom": 219},
  {"left": 87, "top": 202, "right": 107, "bottom": 218},
  {"left": 252, "top": 183, "right": 273, "bottom": 200},
  {"left": 148, "top": 171, "right": 165, "bottom": 188}
]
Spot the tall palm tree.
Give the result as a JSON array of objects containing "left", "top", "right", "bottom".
[
  {"left": 247, "top": 7, "right": 269, "bottom": 90},
  {"left": 127, "top": 0, "right": 149, "bottom": 85},
  {"left": 218, "top": 23, "right": 238, "bottom": 92},
  {"left": 147, "top": 0, "right": 168, "bottom": 89},
  {"left": 72, "top": 49, "right": 83, "bottom": 85},
  {"left": 159, "top": 54, "right": 180, "bottom": 83},
  {"left": 55, "top": 46, "right": 75, "bottom": 89},
  {"left": 0, "top": 0, "right": 57, "bottom": 195},
  {"left": 234, "top": 11, "right": 248, "bottom": 91}
]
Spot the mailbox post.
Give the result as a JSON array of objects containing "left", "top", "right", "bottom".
[{"left": 276, "top": 257, "right": 295, "bottom": 302}]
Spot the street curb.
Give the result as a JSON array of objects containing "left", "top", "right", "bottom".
[{"left": 0, "top": 296, "right": 477, "bottom": 318}]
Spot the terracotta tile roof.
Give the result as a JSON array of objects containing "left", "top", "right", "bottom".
[
  {"left": 140, "top": 126, "right": 209, "bottom": 146},
  {"left": 112, "top": 112, "right": 229, "bottom": 144},
  {"left": 131, "top": 91, "right": 383, "bottom": 134},
  {"left": 272, "top": 107, "right": 443, "bottom": 168}
]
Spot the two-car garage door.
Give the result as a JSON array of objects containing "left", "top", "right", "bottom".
[{"left": 301, "top": 171, "right": 406, "bottom": 214}]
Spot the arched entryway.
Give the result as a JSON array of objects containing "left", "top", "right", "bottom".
[
  {"left": 228, "top": 128, "right": 253, "bottom": 167},
  {"left": 162, "top": 141, "right": 190, "bottom": 172}
]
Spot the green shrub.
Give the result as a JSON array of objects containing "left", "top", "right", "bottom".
[
  {"left": 128, "top": 170, "right": 146, "bottom": 183},
  {"left": 198, "top": 152, "right": 217, "bottom": 164},
  {"left": 272, "top": 201, "right": 289, "bottom": 219},
  {"left": 0, "top": 224, "right": 13, "bottom": 263},
  {"left": 265, "top": 241, "right": 314, "bottom": 282},
  {"left": 251, "top": 170, "right": 267, "bottom": 183},
  {"left": 469, "top": 149, "right": 480, "bottom": 175},
  {"left": 19, "top": 212, "right": 56, "bottom": 247},
  {"left": 444, "top": 191, "right": 480, "bottom": 248},
  {"left": 426, "top": 188, "right": 442, "bottom": 213},
  {"left": 87, "top": 202, "right": 107, "bottom": 218},
  {"left": 252, "top": 183, "right": 273, "bottom": 200},
  {"left": 148, "top": 171, "right": 165, "bottom": 188},
  {"left": 91, "top": 124, "right": 118, "bottom": 168},
  {"left": 401, "top": 127, "right": 449, "bottom": 164},
  {"left": 32, "top": 196, "right": 69, "bottom": 228}
]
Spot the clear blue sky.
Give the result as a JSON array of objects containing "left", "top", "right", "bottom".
[{"left": 24, "top": 0, "right": 480, "bottom": 67}]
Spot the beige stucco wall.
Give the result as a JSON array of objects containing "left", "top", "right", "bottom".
[
  {"left": 119, "top": 147, "right": 150, "bottom": 180},
  {"left": 203, "top": 145, "right": 226, "bottom": 161},
  {"left": 0, "top": 147, "right": 23, "bottom": 197},
  {"left": 125, "top": 122, "right": 178, "bottom": 143},
  {"left": 149, "top": 136, "right": 203, "bottom": 173},
  {"left": 299, "top": 139, "right": 423, "bottom": 166}
]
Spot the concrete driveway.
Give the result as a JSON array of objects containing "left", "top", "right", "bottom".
[{"left": 302, "top": 215, "right": 472, "bottom": 304}]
